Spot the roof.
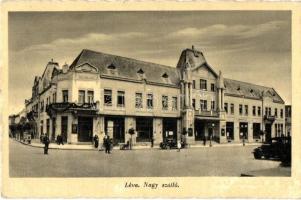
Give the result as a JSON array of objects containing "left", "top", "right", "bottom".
[
  {"left": 224, "top": 78, "right": 284, "bottom": 103},
  {"left": 68, "top": 49, "right": 284, "bottom": 103},
  {"left": 69, "top": 49, "right": 180, "bottom": 86}
]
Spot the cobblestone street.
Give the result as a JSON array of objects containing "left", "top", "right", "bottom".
[{"left": 9, "top": 139, "right": 289, "bottom": 177}]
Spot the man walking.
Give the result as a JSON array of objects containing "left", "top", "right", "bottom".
[{"left": 43, "top": 134, "right": 50, "bottom": 155}]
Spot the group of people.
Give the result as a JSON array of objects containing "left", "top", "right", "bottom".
[{"left": 93, "top": 134, "right": 112, "bottom": 154}]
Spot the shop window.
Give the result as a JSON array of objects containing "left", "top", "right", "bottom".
[
  {"left": 117, "top": 91, "right": 125, "bottom": 107},
  {"left": 104, "top": 89, "right": 112, "bottom": 106},
  {"left": 135, "top": 93, "right": 143, "bottom": 108},
  {"left": 253, "top": 123, "right": 261, "bottom": 139}
]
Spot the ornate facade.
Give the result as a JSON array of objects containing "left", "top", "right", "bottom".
[{"left": 23, "top": 46, "right": 286, "bottom": 145}]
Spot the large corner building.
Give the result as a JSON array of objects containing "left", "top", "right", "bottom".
[{"left": 24, "top": 47, "right": 286, "bottom": 145}]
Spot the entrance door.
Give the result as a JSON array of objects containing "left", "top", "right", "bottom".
[
  {"left": 239, "top": 122, "right": 248, "bottom": 140},
  {"left": 61, "top": 116, "right": 68, "bottom": 142},
  {"left": 105, "top": 117, "right": 125, "bottom": 145},
  {"left": 195, "top": 119, "right": 205, "bottom": 141},
  {"left": 265, "top": 124, "right": 272, "bottom": 142},
  {"left": 226, "top": 122, "right": 234, "bottom": 140},
  {"left": 162, "top": 118, "right": 177, "bottom": 141},
  {"left": 52, "top": 118, "right": 56, "bottom": 141},
  {"left": 78, "top": 117, "right": 93, "bottom": 142}
]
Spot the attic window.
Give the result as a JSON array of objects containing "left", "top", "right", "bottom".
[
  {"left": 137, "top": 68, "right": 144, "bottom": 74},
  {"left": 162, "top": 73, "right": 169, "bottom": 78},
  {"left": 250, "top": 89, "right": 254, "bottom": 93},
  {"left": 237, "top": 86, "right": 240, "bottom": 91},
  {"left": 107, "top": 63, "right": 116, "bottom": 70}
]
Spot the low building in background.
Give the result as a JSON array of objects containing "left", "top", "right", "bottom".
[{"left": 12, "top": 46, "right": 286, "bottom": 146}]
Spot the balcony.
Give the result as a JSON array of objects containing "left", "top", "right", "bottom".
[
  {"left": 195, "top": 109, "right": 219, "bottom": 117},
  {"left": 46, "top": 102, "right": 99, "bottom": 117}
]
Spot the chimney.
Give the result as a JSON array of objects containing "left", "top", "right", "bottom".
[{"left": 62, "top": 63, "right": 69, "bottom": 73}]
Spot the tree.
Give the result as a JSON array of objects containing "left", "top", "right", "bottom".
[{"left": 128, "top": 128, "right": 135, "bottom": 150}]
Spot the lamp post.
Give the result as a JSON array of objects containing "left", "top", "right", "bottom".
[{"left": 210, "top": 123, "right": 214, "bottom": 147}]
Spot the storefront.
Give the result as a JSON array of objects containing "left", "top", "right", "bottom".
[
  {"left": 162, "top": 118, "right": 177, "bottom": 141},
  {"left": 136, "top": 117, "right": 153, "bottom": 142},
  {"left": 105, "top": 116, "right": 125, "bottom": 145}
]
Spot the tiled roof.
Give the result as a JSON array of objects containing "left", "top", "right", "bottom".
[
  {"left": 224, "top": 78, "right": 284, "bottom": 103},
  {"left": 69, "top": 49, "right": 180, "bottom": 86}
]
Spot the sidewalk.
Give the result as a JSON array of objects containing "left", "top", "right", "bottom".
[
  {"left": 16, "top": 139, "right": 261, "bottom": 151},
  {"left": 241, "top": 166, "right": 291, "bottom": 177}
]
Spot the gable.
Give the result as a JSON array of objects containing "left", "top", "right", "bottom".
[
  {"left": 74, "top": 63, "right": 98, "bottom": 73},
  {"left": 192, "top": 64, "right": 217, "bottom": 80}
]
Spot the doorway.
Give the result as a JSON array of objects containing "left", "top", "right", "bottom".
[
  {"left": 265, "top": 123, "right": 272, "bottom": 142},
  {"left": 162, "top": 118, "right": 177, "bottom": 141},
  {"left": 105, "top": 117, "right": 125, "bottom": 145},
  {"left": 78, "top": 116, "right": 93, "bottom": 142},
  {"left": 61, "top": 116, "right": 68, "bottom": 142}
]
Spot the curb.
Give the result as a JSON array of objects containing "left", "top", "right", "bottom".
[{"left": 14, "top": 139, "right": 261, "bottom": 151}]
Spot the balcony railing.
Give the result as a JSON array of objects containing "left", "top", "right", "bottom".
[{"left": 195, "top": 109, "right": 219, "bottom": 117}]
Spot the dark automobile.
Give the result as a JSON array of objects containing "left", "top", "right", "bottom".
[
  {"left": 160, "top": 138, "right": 186, "bottom": 149},
  {"left": 253, "top": 137, "right": 291, "bottom": 163}
]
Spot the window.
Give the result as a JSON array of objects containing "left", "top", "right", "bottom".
[
  {"left": 172, "top": 97, "right": 178, "bottom": 110},
  {"left": 162, "top": 95, "right": 168, "bottom": 110},
  {"left": 268, "top": 107, "right": 271, "bottom": 116},
  {"left": 252, "top": 106, "right": 256, "bottom": 116},
  {"left": 280, "top": 109, "right": 284, "bottom": 118},
  {"left": 211, "top": 100, "right": 215, "bottom": 111},
  {"left": 245, "top": 105, "right": 248, "bottom": 115},
  {"left": 87, "top": 91, "right": 94, "bottom": 103},
  {"left": 275, "top": 108, "right": 278, "bottom": 117},
  {"left": 192, "top": 80, "right": 196, "bottom": 89},
  {"left": 239, "top": 104, "right": 243, "bottom": 115},
  {"left": 200, "top": 79, "right": 207, "bottom": 90},
  {"left": 117, "top": 91, "right": 125, "bottom": 107},
  {"left": 265, "top": 107, "right": 268, "bottom": 116},
  {"left": 258, "top": 106, "right": 261, "bottom": 116},
  {"left": 40, "top": 120, "right": 43, "bottom": 134},
  {"left": 230, "top": 104, "right": 234, "bottom": 114},
  {"left": 78, "top": 90, "right": 85, "bottom": 104},
  {"left": 62, "top": 90, "right": 68, "bottom": 103},
  {"left": 147, "top": 94, "right": 153, "bottom": 109},
  {"left": 52, "top": 92, "right": 57, "bottom": 103},
  {"left": 224, "top": 103, "right": 228, "bottom": 113},
  {"left": 104, "top": 89, "right": 112, "bottom": 106},
  {"left": 136, "top": 93, "right": 143, "bottom": 108},
  {"left": 192, "top": 99, "right": 195, "bottom": 109},
  {"left": 200, "top": 100, "right": 207, "bottom": 111},
  {"left": 211, "top": 83, "right": 215, "bottom": 92}
]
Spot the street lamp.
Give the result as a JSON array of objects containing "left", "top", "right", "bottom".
[{"left": 210, "top": 123, "right": 214, "bottom": 147}]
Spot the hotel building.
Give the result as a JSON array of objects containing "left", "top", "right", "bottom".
[{"left": 23, "top": 47, "right": 286, "bottom": 145}]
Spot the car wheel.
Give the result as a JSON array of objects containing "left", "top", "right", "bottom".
[{"left": 254, "top": 152, "right": 262, "bottom": 159}]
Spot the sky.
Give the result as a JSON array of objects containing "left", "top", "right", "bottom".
[{"left": 8, "top": 11, "right": 291, "bottom": 114}]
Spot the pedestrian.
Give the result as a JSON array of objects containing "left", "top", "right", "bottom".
[
  {"left": 104, "top": 135, "right": 110, "bottom": 154},
  {"left": 93, "top": 134, "right": 99, "bottom": 148},
  {"left": 177, "top": 140, "right": 181, "bottom": 152},
  {"left": 243, "top": 134, "right": 246, "bottom": 146},
  {"left": 203, "top": 135, "right": 207, "bottom": 146},
  {"left": 43, "top": 134, "right": 50, "bottom": 155},
  {"left": 151, "top": 136, "right": 154, "bottom": 148}
]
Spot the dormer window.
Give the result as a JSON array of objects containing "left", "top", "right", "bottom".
[
  {"left": 250, "top": 89, "right": 253, "bottom": 93},
  {"left": 107, "top": 63, "right": 116, "bottom": 70},
  {"left": 162, "top": 73, "right": 169, "bottom": 78},
  {"left": 237, "top": 86, "right": 240, "bottom": 91},
  {"left": 137, "top": 68, "right": 144, "bottom": 74}
]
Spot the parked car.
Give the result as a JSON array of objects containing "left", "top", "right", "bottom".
[
  {"left": 253, "top": 137, "right": 291, "bottom": 163},
  {"left": 160, "top": 138, "right": 186, "bottom": 149}
]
